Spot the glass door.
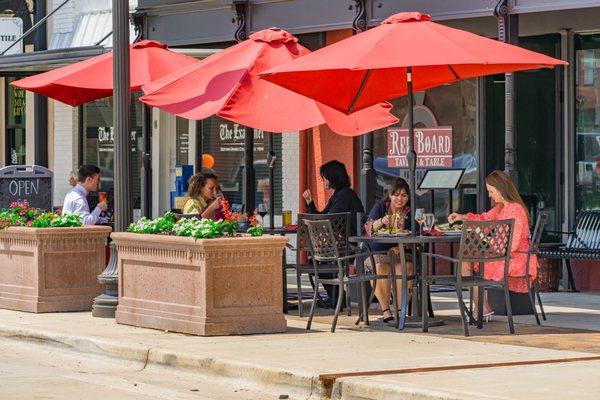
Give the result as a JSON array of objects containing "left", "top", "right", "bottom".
[
  {"left": 575, "top": 34, "right": 600, "bottom": 210},
  {"left": 485, "top": 34, "right": 562, "bottom": 236}
]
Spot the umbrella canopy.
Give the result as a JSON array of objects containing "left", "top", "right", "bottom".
[
  {"left": 11, "top": 40, "right": 197, "bottom": 107},
  {"left": 139, "top": 28, "right": 398, "bottom": 136},
  {"left": 261, "top": 12, "right": 567, "bottom": 115}
]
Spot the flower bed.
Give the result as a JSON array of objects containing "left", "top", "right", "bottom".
[
  {"left": 113, "top": 210, "right": 286, "bottom": 336},
  {"left": 0, "top": 202, "right": 110, "bottom": 312}
]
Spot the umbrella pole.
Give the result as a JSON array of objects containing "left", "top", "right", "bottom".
[
  {"left": 406, "top": 67, "right": 417, "bottom": 235},
  {"left": 268, "top": 132, "right": 276, "bottom": 230}
]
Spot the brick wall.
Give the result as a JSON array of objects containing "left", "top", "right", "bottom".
[{"left": 52, "top": 102, "right": 77, "bottom": 207}]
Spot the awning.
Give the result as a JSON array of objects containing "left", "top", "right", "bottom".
[{"left": 0, "top": 46, "right": 109, "bottom": 75}]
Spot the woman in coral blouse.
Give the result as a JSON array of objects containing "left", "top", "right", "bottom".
[{"left": 448, "top": 170, "right": 537, "bottom": 316}]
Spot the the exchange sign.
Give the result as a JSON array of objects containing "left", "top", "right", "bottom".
[{"left": 387, "top": 127, "right": 453, "bottom": 168}]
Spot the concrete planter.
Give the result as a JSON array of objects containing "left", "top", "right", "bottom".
[
  {"left": 112, "top": 233, "right": 288, "bottom": 336},
  {"left": 0, "top": 226, "right": 111, "bottom": 312}
]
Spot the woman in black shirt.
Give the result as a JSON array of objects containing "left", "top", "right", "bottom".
[{"left": 302, "top": 160, "right": 364, "bottom": 308}]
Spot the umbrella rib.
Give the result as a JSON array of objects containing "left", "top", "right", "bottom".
[
  {"left": 347, "top": 69, "right": 372, "bottom": 114},
  {"left": 448, "top": 65, "right": 460, "bottom": 80}
]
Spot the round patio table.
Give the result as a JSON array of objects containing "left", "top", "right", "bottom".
[
  {"left": 349, "top": 233, "right": 462, "bottom": 329},
  {"left": 263, "top": 226, "right": 298, "bottom": 313}
]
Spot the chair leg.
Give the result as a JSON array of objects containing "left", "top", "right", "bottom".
[
  {"left": 535, "top": 282, "right": 547, "bottom": 321},
  {"left": 427, "top": 286, "right": 435, "bottom": 318},
  {"left": 331, "top": 283, "right": 344, "bottom": 333},
  {"left": 456, "top": 283, "right": 470, "bottom": 337},
  {"left": 476, "top": 286, "right": 484, "bottom": 330},
  {"left": 359, "top": 281, "right": 369, "bottom": 326},
  {"left": 421, "top": 279, "right": 429, "bottom": 332},
  {"left": 399, "top": 273, "right": 408, "bottom": 331},
  {"left": 346, "top": 283, "right": 352, "bottom": 316},
  {"left": 296, "top": 270, "right": 304, "bottom": 318},
  {"left": 306, "top": 280, "right": 319, "bottom": 330},
  {"left": 527, "top": 277, "right": 541, "bottom": 326},
  {"left": 503, "top": 284, "right": 515, "bottom": 334},
  {"left": 565, "top": 259, "right": 578, "bottom": 292}
]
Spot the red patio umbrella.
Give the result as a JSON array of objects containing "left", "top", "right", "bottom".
[
  {"left": 139, "top": 28, "right": 398, "bottom": 136},
  {"left": 11, "top": 40, "right": 197, "bottom": 107},
  {"left": 261, "top": 12, "right": 567, "bottom": 233}
]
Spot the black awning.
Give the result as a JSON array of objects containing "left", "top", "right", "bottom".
[{"left": 0, "top": 46, "right": 109, "bottom": 75}]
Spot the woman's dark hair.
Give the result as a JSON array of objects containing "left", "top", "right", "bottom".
[
  {"left": 78, "top": 164, "right": 100, "bottom": 182},
  {"left": 320, "top": 160, "right": 351, "bottom": 190},
  {"left": 187, "top": 171, "right": 218, "bottom": 200},
  {"left": 383, "top": 178, "right": 411, "bottom": 210}
]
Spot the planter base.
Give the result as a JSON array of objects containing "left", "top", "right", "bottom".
[{"left": 116, "top": 306, "right": 286, "bottom": 336}]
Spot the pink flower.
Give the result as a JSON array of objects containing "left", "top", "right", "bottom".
[{"left": 25, "top": 220, "right": 33, "bottom": 227}]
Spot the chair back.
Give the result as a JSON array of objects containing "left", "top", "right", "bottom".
[
  {"left": 457, "top": 219, "right": 514, "bottom": 265},
  {"left": 297, "top": 212, "right": 351, "bottom": 253},
  {"left": 356, "top": 211, "right": 370, "bottom": 236},
  {"left": 566, "top": 210, "right": 600, "bottom": 250},
  {"left": 304, "top": 219, "right": 340, "bottom": 262},
  {"left": 530, "top": 212, "right": 548, "bottom": 254}
]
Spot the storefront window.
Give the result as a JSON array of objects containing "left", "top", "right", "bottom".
[
  {"left": 201, "top": 116, "right": 282, "bottom": 213},
  {"left": 372, "top": 79, "right": 478, "bottom": 220},
  {"left": 5, "top": 77, "right": 26, "bottom": 165},
  {"left": 82, "top": 93, "right": 143, "bottom": 211},
  {"left": 575, "top": 34, "right": 600, "bottom": 210}
]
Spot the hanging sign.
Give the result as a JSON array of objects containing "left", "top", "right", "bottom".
[
  {"left": 387, "top": 127, "right": 453, "bottom": 168},
  {"left": 0, "top": 17, "right": 23, "bottom": 55}
]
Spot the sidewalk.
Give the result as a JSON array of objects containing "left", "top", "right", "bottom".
[{"left": 0, "top": 292, "right": 599, "bottom": 399}]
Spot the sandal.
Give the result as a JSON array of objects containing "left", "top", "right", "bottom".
[{"left": 382, "top": 308, "right": 394, "bottom": 323}]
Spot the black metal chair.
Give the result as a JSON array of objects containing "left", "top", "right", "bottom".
[
  {"left": 538, "top": 210, "right": 600, "bottom": 291},
  {"left": 287, "top": 212, "right": 352, "bottom": 317},
  {"left": 421, "top": 219, "right": 515, "bottom": 336},
  {"left": 304, "top": 219, "right": 396, "bottom": 332},
  {"left": 515, "top": 212, "right": 548, "bottom": 325}
]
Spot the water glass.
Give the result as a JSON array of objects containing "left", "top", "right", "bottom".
[{"left": 424, "top": 213, "right": 435, "bottom": 232}]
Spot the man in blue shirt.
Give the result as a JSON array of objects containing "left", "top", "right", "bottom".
[{"left": 62, "top": 165, "right": 108, "bottom": 225}]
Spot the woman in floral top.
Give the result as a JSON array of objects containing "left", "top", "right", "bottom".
[{"left": 449, "top": 170, "right": 537, "bottom": 316}]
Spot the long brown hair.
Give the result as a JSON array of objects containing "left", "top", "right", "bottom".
[{"left": 486, "top": 170, "right": 530, "bottom": 223}]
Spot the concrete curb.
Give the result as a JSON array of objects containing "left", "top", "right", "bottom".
[{"left": 0, "top": 323, "right": 323, "bottom": 400}]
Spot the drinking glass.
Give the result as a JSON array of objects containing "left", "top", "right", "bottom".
[
  {"left": 257, "top": 203, "right": 268, "bottom": 225},
  {"left": 282, "top": 210, "right": 292, "bottom": 227},
  {"left": 415, "top": 208, "right": 425, "bottom": 236},
  {"left": 424, "top": 213, "right": 435, "bottom": 232},
  {"left": 98, "top": 192, "right": 107, "bottom": 203}
]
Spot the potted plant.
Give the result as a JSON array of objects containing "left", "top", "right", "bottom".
[
  {"left": 0, "top": 201, "right": 111, "bottom": 312},
  {"left": 112, "top": 209, "right": 286, "bottom": 336}
]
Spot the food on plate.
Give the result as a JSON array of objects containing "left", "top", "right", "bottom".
[{"left": 437, "top": 223, "right": 462, "bottom": 232}]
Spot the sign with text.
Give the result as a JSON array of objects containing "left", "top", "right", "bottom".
[
  {"left": 0, "top": 17, "right": 23, "bottom": 55},
  {"left": 0, "top": 165, "right": 53, "bottom": 210},
  {"left": 387, "top": 127, "right": 453, "bottom": 168}
]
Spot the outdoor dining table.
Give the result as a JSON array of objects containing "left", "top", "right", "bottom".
[
  {"left": 263, "top": 226, "right": 298, "bottom": 313},
  {"left": 349, "top": 233, "right": 462, "bottom": 328}
]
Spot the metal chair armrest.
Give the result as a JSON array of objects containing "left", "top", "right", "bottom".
[
  {"left": 421, "top": 252, "right": 460, "bottom": 264},
  {"left": 544, "top": 230, "right": 573, "bottom": 235}
]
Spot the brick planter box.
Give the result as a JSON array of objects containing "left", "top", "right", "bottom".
[
  {"left": 0, "top": 226, "right": 111, "bottom": 312},
  {"left": 112, "top": 233, "right": 288, "bottom": 336}
]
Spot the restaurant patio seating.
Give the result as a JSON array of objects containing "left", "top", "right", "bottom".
[
  {"left": 538, "top": 210, "right": 600, "bottom": 291},
  {"left": 303, "top": 219, "right": 398, "bottom": 332},
  {"left": 421, "top": 219, "right": 516, "bottom": 336},
  {"left": 288, "top": 213, "right": 352, "bottom": 317}
]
